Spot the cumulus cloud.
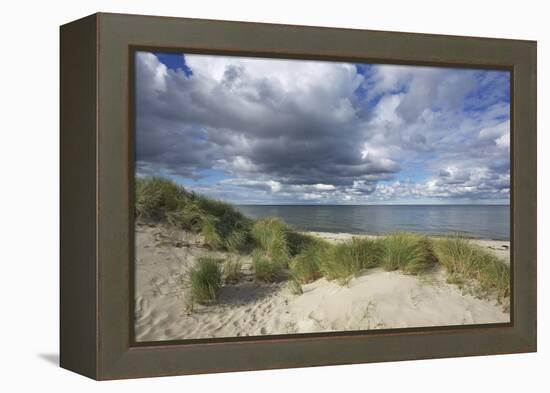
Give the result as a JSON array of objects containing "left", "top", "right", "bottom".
[{"left": 136, "top": 51, "right": 510, "bottom": 204}]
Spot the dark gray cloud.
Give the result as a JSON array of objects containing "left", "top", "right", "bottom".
[{"left": 136, "top": 52, "right": 510, "bottom": 204}]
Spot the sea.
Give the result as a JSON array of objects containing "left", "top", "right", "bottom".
[{"left": 235, "top": 205, "right": 510, "bottom": 241}]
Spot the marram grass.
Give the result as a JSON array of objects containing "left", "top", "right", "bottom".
[
  {"left": 433, "top": 236, "right": 510, "bottom": 300},
  {"left": 252, "top": 250, "right": 283, "bottom": 282},
  {"left": 135, "top": 176, "right": 187, "bottom": 222},
  {"left": 251, "top": 218, "right": 290, "bottom": 266},
  {"left": 381, "top": 233, "right": 435, "bottom": 275},
  {"left": 188, "top": 257, "right": 223, "bottom": 304},
  {"left": 289, "top": 237, "right": 331, "bottom": 284},
  {"left": 319, "top": 238, "right": 377, "bottom": 284},
  {"left": 288, "top": 277, "right": 304, "bottom": 295},
  {"left": 136, "top": 176, "right": 251, "bottom": 251},
  {"left": 222, "top": 256, "right": 242, "bottom": 284}
]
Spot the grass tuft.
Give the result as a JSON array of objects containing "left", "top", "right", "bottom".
[
  {"left": 223, "top": 257, "right": 242, "bottom": 284},
  {"left": 433, "top": 236, "right": 510, "bottom": 300},
  {"left": 288, "top": 278, "right": 304, "bottom": 295},
  {"left": 188, "top": 257, "right": 223, "bottom": 305},
  {"left": 319, "top": 238, "right": 383, "bottom": 284},
  {"left": 135, "top": 176, "right": 188, "bottom": 223},
  {"left": 251, "top": 218, "right": 290, "bottom": 266},
  {"left": 252, "top": 250, "right": 283, "bottom": 282},
  {"left": 289, "top": 237, "right": 331, "bottom": 284},
  {"left": 381, "top": 233, "right": 434, "bottom": 275}
]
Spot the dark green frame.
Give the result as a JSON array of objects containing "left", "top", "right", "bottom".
[{"left": 60, "top": 12, "right": 537, "bottom": 380}]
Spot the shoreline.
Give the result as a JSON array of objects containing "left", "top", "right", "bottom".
[
  {"left": 304, "top": 230, "right": 509, "bottom": 242},
  {"left": 304, "top": 229, "right": 510, "bottom": 243}
]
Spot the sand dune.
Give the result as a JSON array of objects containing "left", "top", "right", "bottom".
[{"left": 135, "top": 225, "right": 510, "bottom": 342}]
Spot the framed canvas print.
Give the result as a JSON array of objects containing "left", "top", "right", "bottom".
[{"left": 60, "top": 13, "right": 537, "bottom": 380}]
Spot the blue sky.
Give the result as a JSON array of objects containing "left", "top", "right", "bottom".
[{"left": 136, "top": 51, "right": 510, "bottom": 205}]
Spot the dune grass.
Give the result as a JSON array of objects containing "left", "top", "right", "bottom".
[
  {"left": 381, "top": 233, "right": 435, "bottom": 275},
  {"left": 288, "top": 278, "right": 304, "bottom": 295},
  {"left": 136, "top": 176, "right": 251, "bottom": 251},
  {"left": 290, "top": 235, "right": 433, "bottom": 285},
  {"left": 252, "top": 250, "right": 283, "bottom": 282},
  {"left": 433, "top": 236, "right": 510, "bottom": 300},
  {"left": 319, "top": 238, "right": 383, "bottom": 284},
  {"left": 250, "top": 218, "right": 291, "bottom": 266},
  {"left": 289, "top": 237, "right": 331, "bottom": 284},
  {"left": 188, "top": 257, "right": 223, "bottom": 304},
  {"left": 198, "top": 197, "right": 252, "bottom": 251},
  {"left": 135, "top": 176, "right": 188, "bottom": 223},
  {"left": 222, "top": 256, "right": 242, "bottom": 284},
  {"left": 201, "top": 214, "right": 250, "bottom": 252}
]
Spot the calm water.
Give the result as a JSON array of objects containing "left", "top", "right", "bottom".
[{"left": 236, "top": 205, "right": 510, "bottom": 240}]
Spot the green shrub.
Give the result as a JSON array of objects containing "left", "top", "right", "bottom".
[
  {"left": 188, "top": 257, "right": 223, "bottom": 304},
  {"left": 382, "top": 233, "right": 434, "bottom": 275},
  {"left": 433, "top": 236, "right": 510, "bottom": 300},
  {"left": 252, "top": 250, "right": 282, "bottom": 282},
  {"left": 251, "top": 218, "right": 290, "bottom": 266}
]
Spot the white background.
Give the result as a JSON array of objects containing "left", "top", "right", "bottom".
[{"left": 0, "top": 0, "right": 547, "bottom": 391}]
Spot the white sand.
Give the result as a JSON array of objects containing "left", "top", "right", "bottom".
[{"left": 135, "top": 225, "right": 510, "bottom": 342}]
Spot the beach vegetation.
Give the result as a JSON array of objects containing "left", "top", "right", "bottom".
[
  {"left": 433, "top": 236, "right": 510, "bottom": 300},
  {"left": 288, "top": 278, "right": 304, "bottom": 295},
  {"left": 222, "top": 256, "right": 242, "bottom": 284},
  {"left": 289, "top": 237, "right": 331, "bottom": 284},
  {"left": 252, "top": 250, "right": 283, "bottom": 282},
  {"left": 381, "top": 233, "right": 435, "bottom": 275},
  {"left": 286, "top": 231, "right": 319, "bottom": 256},
  {"left": 250, "top": 217, "right": 290, "bottom": 266},
  {"left": 201, "top": 213, "right": 250, "bottom": 252},
  {"left": 135, "top": 176, "right": 188, "bottom": 223},
  {"left": 136, "top": 176, "right": 251, "bottom": 251},
  {"left": 188, "top": 257, "right": 223, "bottom": 304},
  {"left": 319, "top": 237, "right": 382, "bottom": 284}
]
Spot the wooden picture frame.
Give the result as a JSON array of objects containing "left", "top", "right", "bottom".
[{"left": 60, "top": 12, "right": 537, "bottom": 380}]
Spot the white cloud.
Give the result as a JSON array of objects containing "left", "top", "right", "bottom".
[
  {"left": 313, "top": 184, "right": 336, "bottom": 191},
  {"left": 302, "top": 193, "right": 323, "bottom": 200},
  {"left": 136, "top": 51, "right": 510, "bottom": 204},
  {"left": 478, "top": 120, "right": 510, "bottom": 141},
  {"left": 496, "top": 133, "right": 510, "bottom": 150}
]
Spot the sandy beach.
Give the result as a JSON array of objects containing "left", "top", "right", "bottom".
[{"left": 135, "top": 225, "right": 510, "bottom": 342}]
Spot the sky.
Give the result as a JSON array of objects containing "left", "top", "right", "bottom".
[{"left": 135, "top": 51, "right": 510, "bottom": 205}]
